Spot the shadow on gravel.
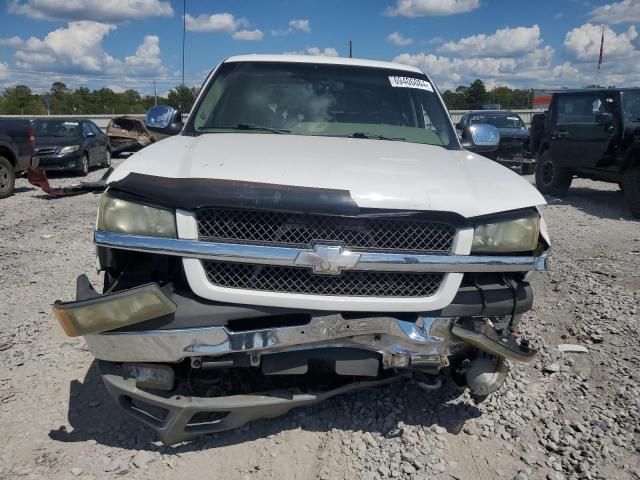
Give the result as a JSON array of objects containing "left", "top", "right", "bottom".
[
  {"left": 49, "top": 361, "right": 482, "bottom": 452},
  {"left": 12, "top": 186, "right": 35, "bottom": 193},
  {"left": 553, "top": 187, "right": 637, "bottom": 221}
]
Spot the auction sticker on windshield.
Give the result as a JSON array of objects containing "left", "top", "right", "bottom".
[{"left": 389, "top": 76, "right": 433, "bottom": 92}]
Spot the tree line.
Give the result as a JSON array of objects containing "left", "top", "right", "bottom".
[
  {"left": 441, "top": 79, "right": 533, "bottom": 110},
  {"left": 0, "top": 78, "right": 532, "bottom": 116},
  {"left": 0, "top": 82, "right": 199, "bottom": 115}
]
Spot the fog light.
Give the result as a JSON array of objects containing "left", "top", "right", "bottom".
[
  {"left": 53, "top": 283, "right": 176, "bottom": 337},
  {"left": 123, "top": 363, "right": 174, "bottom": 391}
]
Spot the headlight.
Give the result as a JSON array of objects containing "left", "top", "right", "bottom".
[
  {"left": 97, "top": 193, "right": 176, "bottom": 237},
  {"left": 472, "top": 212, "right": 540, "bottom": 253},
  {"left": 59, "top": 145, "right": 80, "bottom": 154}
]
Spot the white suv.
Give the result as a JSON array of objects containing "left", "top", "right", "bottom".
[{"left": 53, "top": 55, "right": 549, "bottom": 445}]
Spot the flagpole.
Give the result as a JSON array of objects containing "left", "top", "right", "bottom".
[{"left": 596, "top": 25, "right": 605, "bottom": 87}]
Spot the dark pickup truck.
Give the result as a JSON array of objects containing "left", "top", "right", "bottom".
[
  {"left": 0, "top": 119, "right": 36, "bottom": 198},
  {"left": 531, "top": 88, "right": 640, "bottom": 217},
  {"left": 457, "top": 110, "right": 535, "bottom": 174}
]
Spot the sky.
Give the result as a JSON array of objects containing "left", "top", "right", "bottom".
[{"left": 1, "top": 0, "right": 640, "bottom": 95}]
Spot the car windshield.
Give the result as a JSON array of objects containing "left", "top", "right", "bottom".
[
  {"left": 34, "top": 120, "right": 80, "bottom": 137},
  {"left": 190, "top": 61, "right": 455, "bottom": 147},
  {"left": 622, "top": 90, "right": 640, "bottom": 120},
  {"left": 468, "top": 114, "right": 525, "bottom": 129}
]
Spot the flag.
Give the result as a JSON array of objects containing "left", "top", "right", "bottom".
[{"left": 597, "top": 26, "right": 605, "bottom": 71}]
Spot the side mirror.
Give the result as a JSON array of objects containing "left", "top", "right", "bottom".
[
  {"left": 461, "top": 123, "right": 500, "bottom": 153},
  {"left": 455, "top": 122, "right": 463, "bottom": 130},
  {"left": 145, "top": 105, "right": 183, "bottom": 137},
  {"left": 595, "top": 112, "right": 613, "bottom": 126}
]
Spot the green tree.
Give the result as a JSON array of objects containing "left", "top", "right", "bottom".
[
  {"left": 464, "top": 79, "right": 488, "bottom": 109},
  {"left": 167, "top": 85, "right": 199, "bottom": 112}
]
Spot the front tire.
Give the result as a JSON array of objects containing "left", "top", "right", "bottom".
[
  {"left": 102, "top": 149, "right": 112, "bottom": 168},
  {"left": 622, "top": 166, "right": 640, "bottom": 218},
  {"left": 77, "top": 153, "right": 89, "bottom": 177},
  {"left": 0, "top": 156, "right": 16, "bottom": 199},
  {"left": 535, "top": 150, "right": 572, "bottom": 196}
]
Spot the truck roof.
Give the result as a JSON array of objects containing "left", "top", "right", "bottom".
[
  {"left": 224, "top": 54, "right": 424, "bottom": 74},
  {"left": 550, "top": 87, "right": 640, "bottom": 95},
  {"left": 463, "top": 110, "right": 519, "bottom": 115}
]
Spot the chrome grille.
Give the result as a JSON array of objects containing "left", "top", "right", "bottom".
[
  {"left": 196, "top": 208, "right": 455, "bottom": 253},
  {"left": 202, "top": 261, "right": 443, "bottom": 297},
  {"left": 35, "top": 147, "right": 59, "bottom": 155}
]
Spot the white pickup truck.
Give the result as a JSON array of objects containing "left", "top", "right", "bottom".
[{"left": 53, "top": 55, "right": 549, "bottom": 444}]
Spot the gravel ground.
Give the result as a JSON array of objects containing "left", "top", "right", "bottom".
[{"left": 0, "top": 163, "right": 638, "bottom": 480}]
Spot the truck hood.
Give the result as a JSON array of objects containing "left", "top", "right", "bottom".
[{"left": 107, "top": 133, "right": 545, "bottom": 218}]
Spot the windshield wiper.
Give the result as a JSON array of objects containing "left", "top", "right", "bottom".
[
  {"left": 348, "top": 132, "right": 406, "bottom": 141},
  {"left": 209, "top": 123, "right": 290, "bottom": 134}
]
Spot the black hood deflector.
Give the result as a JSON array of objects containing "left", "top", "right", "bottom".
[{"left": 108, "top": 173, "right": 361, "bottom": 216}]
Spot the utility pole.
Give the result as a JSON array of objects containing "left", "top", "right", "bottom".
[
  {"left": 182, "top": 0, "right": 186, "bottom": 87},
  {"left": 347, "top": 40, "right": 352, "bottom": 58},
  {"left": 154, "top": 79, "right": 158, "bottom": 106}
]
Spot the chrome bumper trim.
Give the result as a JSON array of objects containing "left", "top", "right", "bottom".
[
  {"left": 85, "top": 315, "right": 463, "bottom": 365},
  {"left": 95, "top": 230, "right": 548, "bottom": 273}
]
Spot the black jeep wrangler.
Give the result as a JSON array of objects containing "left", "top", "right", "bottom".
[{"left": 531, "top": 88, "right": 640, "bottom": 218}]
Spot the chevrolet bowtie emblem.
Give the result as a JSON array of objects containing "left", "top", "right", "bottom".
[{"left": 294, "top": 245, "right": 361, "bottom": 275}]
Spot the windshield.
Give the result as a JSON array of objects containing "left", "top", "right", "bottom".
[
  {"left": 190, "top": 61, "right": 455, "bottom": 147},
  {"left": 34, "top": 120, "right": 80, "bottom": 137},
  {"left": 468, "top": 114, "right": 525, "bottom": 129},
  {"left": 622, "top": 90, "right": 640, "bottom": 121}
]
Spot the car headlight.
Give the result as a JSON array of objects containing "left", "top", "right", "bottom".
[
  {"left": 472, "top": 211, "right": 540, "bottom": 253},
  {"left": 97, "top": 193, "right": 176, "bottom": 237},
  {"left": 59, "top": 145, "right": 80, "bottom": 154}
]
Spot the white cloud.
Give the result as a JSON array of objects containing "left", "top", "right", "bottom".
[
  {"left": 15, "top": 21, "right": 117, "bottom": 72},
  {"left": 124, "top": 35, "right": 163, "bottom": 72},
  {"left": 272, "top": 18, "right": 311, "bottom": 36},
  {"left": 589, "top": 0, "right": 640, "bottom": 25},
  {"left": 9, "top": 0, "right": 173, "bottom": 22},
  {"left": 564, "top": 23, "right": 637, "bottom": 61},
  {"left": 12, "top": 21, "right": 166, "bottom": 76},
  {"left": 184, "top": 13, "right": 247, "bottom": 33},
  {"left": 386, "top": 0, "right": 479, "bottom": 17},
  {"left": 185, "top": 12, "right": 262, "bottom": 41},
  {"left": 438, "top": 25, "right": 542, "bottom": 58},
  {"left": 0, "top": 36, "right": 24, "bottom": 47},
  {"left": 232, "top": 29, "right": 264, "bottom": 41},
  {"left": 285, "top": 47, "right": 339, "bottom": 57},
  {"left": 388, "top": 32, "right": 413, "bottom": 46},
  {"left": 0, "top": 62, "right": 9, "bottom": 80},
  {"left": 392, "top": 45, "right": 555, "bottom": 90},
  {"left": 289, "top": 19, "right": 310, "bottom": 32}
]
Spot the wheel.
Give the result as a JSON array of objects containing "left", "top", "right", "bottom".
[
  {"left": 535, "top": 150, "right": 572, "bottom": 196},
  {"left": 521, "top": 163, "right": 535, "bottom": 175},
  {"left": 622, "top": 166, "right": 640, "bottom": 218},
  {"left": 102, "top": 149, "right": 112, "bottom": 168},
  {"left": 77, "top": 153, "right": 89, "bottom": 177},
  {"left": 0, "top": 156, "right": 16, "bottom": 199}
]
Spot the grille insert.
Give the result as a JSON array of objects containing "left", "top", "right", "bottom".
[
  {"left": 196, "top": 208, "right": 455, "bottom": 253},
  {"left": 203, "top": 261, "right": 443, "bottom": 297}
]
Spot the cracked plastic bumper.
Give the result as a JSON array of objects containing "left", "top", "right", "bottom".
[{"left": 101, "top": 371, "right": 405, "bottom": 445}]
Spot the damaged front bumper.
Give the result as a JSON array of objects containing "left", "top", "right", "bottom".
[
  {"left": 54, "top": 253, "right": 543, "bottom": 443},
  {"left": 55, "top": 275, "right": 538, "bottom": 369},
  {"left": 100, "top": 370, "right": 404, "bottom": 445}
]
